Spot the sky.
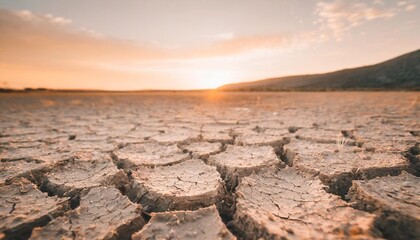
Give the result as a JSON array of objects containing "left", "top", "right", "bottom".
[{"left": 0, "top": 0, "right": 419, "bottom": 90}]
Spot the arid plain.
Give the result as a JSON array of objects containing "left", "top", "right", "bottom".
[{"left": 0, "top": 91, "right": 419, "bottom": 240}]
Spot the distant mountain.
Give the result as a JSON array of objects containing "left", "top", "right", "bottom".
[{"left": 219, "top": 49, "right": 420, "bottom": 91}]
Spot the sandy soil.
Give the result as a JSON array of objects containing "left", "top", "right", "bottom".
[{"left": 0, "top": 91, "right": 419, "bottom": 239}]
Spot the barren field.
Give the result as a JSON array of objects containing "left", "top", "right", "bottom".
[{"left": 0, "top": 91, "right": 419, "bottom": 240}]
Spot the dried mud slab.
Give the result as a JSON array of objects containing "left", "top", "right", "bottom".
[
  {"left": 112, "top": 143, "right": 190, "bottom": 168},
  {"left": 41, "top": 158, "right": 127, "bottom": 198},
  {"left": 283, "top": 140, "right": 409, "bottom": 196},
  {"left": 123, "top": 128, "right": 157, "bottom": 143},
  {"left": 355, "top": 133, "right": 417, "bottom": 153},
  {"left": 362, "top": 140, "right": 414, "bottom": 154},
  {"left": 352, "top": 127, "right": 417, "bottom": 140},
  {"left": 348, "top": 172, "right": 420, "bottom": 240},
  {"left": 181, "top": 141, "right": 223, "bottom": 160},
  {"left": 0, "top": 178, "right": 68, "bottom": 240},
  {"left": 351, "top": 127, "right": 419, "bottom": 153},
  {"left": 208, "top": 145, "right": 282, "bottom": 189},
  {"left": 0, "top": 132, "right": 68, "bottom": 145},
  {"left": 201, "top": 124, "right": 236, "bottom": 144},
  {"left": 315, "top": 122, "right": 356, "bottom": 133},
  {"left": 1, "top": 144, "right": 77, "bottom": 164},
  {"left": 53, "top": 140, "right": 117, "bottom": 154},
  {"left": 296, "top": 128, "right": 356, "bottom": 145},
  {"left": 132, "top": 205, "right": 235, "bottom": 240},
  {"left": 1, "top": 141, "right": 43, "bottom": 149},
  {"left": 30, "top": 187, "right": 144, "bottom": 240},
  {"left": 280, "top": 114, "right": 316, "bottom": 129},
  {"left": 234, "top": 129, "right": 290, "bottom": 151},
  {"left": 201, "top": 131, "right": 234, "bottom": 144},
  {"left": 0, "top": 159, "right": 48, "bottom": 184},
  {"left": 1, "top": 126, "right": 43, "bottom": 137},
  {"left": 202, "top": 123, "right": 237, "bottom": 133},
  {"left": 407, "top": 143, "right": 420, "bottom": 174},
  {"left": 149, "top": 128, "right": 200, "bottom": 144},
  {"left": 233, "top": 168, "right": 380, "bottom": 240},
  {"left": 0, "top": 146, "right": 67, "bottom": 163},
  {"left": 73, "top": 133, "right": 109, "bottom": 142},
  {"left": 128, "top": 159, "right": 224, "bottom": 212}
]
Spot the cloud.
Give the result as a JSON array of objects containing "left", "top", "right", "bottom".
[
  {"left": 17, "top": 10, "right": 73, "bottom": 26},
  {"left": 213, "top": 32, "right": 235, "bottom": 40},
  {"left": 0, "top": 8, "right": 294, "bottom": 90},
  {"left": 0, "top": 8, "right": 292, "bottom": 62},
  {"left": 405, "top": 4, "right": 416, "bottom": 11},
  {"left": 396, "top": 0, "right": 416, "bottom": 10},
  {"left": 315, "top": 0, "right": 416, "bottom": 38},
  {"left": 0, "top": 9, "right": 171, "bottom": 64},
  {"left": 187, "top": 34, "right": 287, "bottom": 59}
]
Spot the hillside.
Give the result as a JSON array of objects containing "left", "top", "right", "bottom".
[{"left": 219, "top": 49, "right": 420, "bottom": 91}]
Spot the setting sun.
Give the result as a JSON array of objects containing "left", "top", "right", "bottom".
[{"left": 193, "top": 70, "right": 235, "bottom": 89}]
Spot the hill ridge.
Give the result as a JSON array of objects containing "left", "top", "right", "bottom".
[{"left": 219, "top": 49, "right": 420, "bottom": 91}]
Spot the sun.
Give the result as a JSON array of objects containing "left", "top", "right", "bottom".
[{"left": 194, "top": 69, "right": 234, "bottom": 89}]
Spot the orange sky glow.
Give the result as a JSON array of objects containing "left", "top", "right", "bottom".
[{"left": 0, "top": 0, "right": 419, "bottom": 90}]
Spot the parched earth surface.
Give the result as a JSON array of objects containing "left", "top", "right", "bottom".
[{"left": 0, "top": 91, "right": 419, "bottom": 240}]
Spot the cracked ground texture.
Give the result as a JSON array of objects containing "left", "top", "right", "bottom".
[
  {"left": 40, "top": 157, "right": 128, "bottom": 199},
  {"left": 283, "top": 139, "right": 410, "bottom": 196},
  {"left": 208, "top": 145, "right": 283, "bottom": 189},
  {"left": 0, "top": 91, "right": 419, "bottom": 240},
  {"left": 112, "top": 142, "right": 190, "bottom": 168},
  {"left": 234, "top": 168, "right": 381, "bottom": 239},
  {"left": 30, "top": 187, "right": 144, "bottom": 240},
  {"left": 0, "top": 178, "right": 69, "bottom": 239},
  {"left": 128, "top": 159, "right": 225, "bottom": 212},
  {"left": 132, "top": 205, "right": 235, "bottom": 240},
  {"left": 348, "top": 172, "right": 420, "bottom": 240}
]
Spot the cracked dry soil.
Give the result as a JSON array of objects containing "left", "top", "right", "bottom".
[{"left": 0, "top": 91, "right": 419, "bottom": 240}]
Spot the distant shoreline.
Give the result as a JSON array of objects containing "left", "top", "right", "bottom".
[
  {"left": 0, "top": 88, "right": 211, "bottom": 93},
  {"left": 0, "top": 88, "right": 418, "bottom": 93}
]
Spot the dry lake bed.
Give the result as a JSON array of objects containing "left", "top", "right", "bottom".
[{"left": 0, "top": 91, "right": 419, "bottom": 240}]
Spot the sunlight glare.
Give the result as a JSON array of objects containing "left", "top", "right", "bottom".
[{"left": 194, "top": 69, "right": 234, "bottom": 89}]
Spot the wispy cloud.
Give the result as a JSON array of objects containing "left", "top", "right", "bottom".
[
  {"left": 0, "top": 8, "right": 294, "bottom": 89},
  {"left": 213, "top": 32, "right": 235, "bottom": 40},
  {"left": 187, "top": 34, "right": 287, "bottom": 59},
  {"left": 0, "top": 8, "right": 292, "bottom": 65},
  {"left": 315, "top": 0, "right": 416, "bottom": 39},
  {"left": 17, "top": 10, "right": 72, "bottom": 26},
  {"left": 397, "top": 1, "right": 417, "bottom": 11},
  {"left": 0, "top": 9, "right": 169, "bottom": 65}
]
